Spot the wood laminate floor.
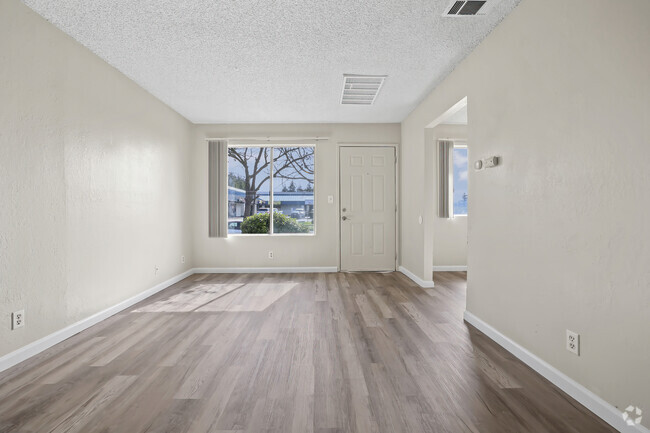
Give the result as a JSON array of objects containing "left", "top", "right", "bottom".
[{"left": 0, "top": 272, "right": 614, "bottom": 433}]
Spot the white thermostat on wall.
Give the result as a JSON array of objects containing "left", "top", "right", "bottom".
[{"left": 484, "top": 156, "right": 499, "bottom": 168}]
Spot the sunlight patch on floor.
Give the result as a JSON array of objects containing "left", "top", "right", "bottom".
[
  {"left": 197, "top": 282, "right": 298, "bottom": 312},
  {"left": 133, "top": 284, "right": 244, "bottom": 312},
  {"left": 133, "top": 282, "right": 299, "bottom": 313}
]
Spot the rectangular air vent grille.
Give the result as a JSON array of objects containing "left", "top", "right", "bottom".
[
  {"left": 341, "top": 74, "right": 386, "bottom": 105},
  {"left": 445, "top": 1, "right": 487, "bottom": 16}
]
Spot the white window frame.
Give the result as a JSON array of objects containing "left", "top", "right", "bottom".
[
  {"left": 227, "top": 143, "right": 316, "bottom": 236},
  {"left": 450, "top": 142, "right": 468, "bottom": 218}
]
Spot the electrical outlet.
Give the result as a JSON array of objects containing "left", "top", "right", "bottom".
[
  {"left": 154, "top": 265, "right": 159, "bottom": 276},
  {"left": 181, "top": 255, "right": 185, "bottom": 264},
  {"left": 268, "top": 251, "right": 274, "bottom": 259},
  {"left": 566, "top": 330, "right": 580, "bottom": 355},
  {"left": 328, "top": 195, "right": 334, "bottom": 204},
  {"left": 12, "top": 310, "right": 24, "bottom": 330}
]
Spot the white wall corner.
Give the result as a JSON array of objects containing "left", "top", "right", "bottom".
[
  {"left": 433, "top": 265, "right": 467, "bottom": 272},
  {"left": 463, "top": 311, "right": 649, "bottom": 433},
  {"left": 399, "top": 266, "right": 435, "bottom": 288}
]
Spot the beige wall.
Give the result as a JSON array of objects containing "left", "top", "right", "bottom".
[
  {"left": 191, "top": 124, "right": 400, "bottom": 269},
  {"left": 401, "top": 0, "right": 649, "bottom": 425},
  {"left": 429, "top": 124, "right": 468, "bottom": 268},
  {"left": 0, "top": 0, "right": 193, "bottom": 357}
]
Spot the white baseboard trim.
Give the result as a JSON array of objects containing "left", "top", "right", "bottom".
[
  {"left": 193, "top": 266, "right": 338, "bottom": 274},
  {"left": 433, "top": 265, "right": 467, "bottom": 272},
  {"left": 463, "top": 311, "right": 649, "bottom": 433},
  {"left": 0, "top": 269, "right": 194, "bottom": 374},
  {"left": 399, "top": 266, "right": 435, "bottom": 288}
]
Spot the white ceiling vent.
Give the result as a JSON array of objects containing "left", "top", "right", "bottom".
[
  {"left": 341, "top": 75, "right": 386, "bottom": 105},
  {"left": 444, "top": 1, "right": 491, "bottom": 16}
]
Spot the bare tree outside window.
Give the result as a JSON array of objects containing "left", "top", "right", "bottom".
[{"left": 227, "top": 146, "right": 315, "bottom": 234}]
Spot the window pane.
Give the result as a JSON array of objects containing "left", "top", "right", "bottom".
[
  {"left": 272, "top": 147, "right": 315, "bottom": 234},
  {"left": 453, "top": 147, "right": 468, "bottom": 216},
  {"left": 228, "top": 147, "right": 271, "bottom": 234}
]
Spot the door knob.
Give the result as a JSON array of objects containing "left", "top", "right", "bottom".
[{"left": 342, "top": 216, "right": 348, "bottom": 221}]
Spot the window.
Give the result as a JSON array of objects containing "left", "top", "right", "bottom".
[
  {"left": 452, "top": 145, "right": 468, "bottom": 216},
  {"left": 227, "top": 145, "right": 315, "bottom": 235}
]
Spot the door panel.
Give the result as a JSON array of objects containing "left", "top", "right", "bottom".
[
  {"left": 372, "top": 223, "right": 385, "bottom": 255},
  {"left": 350, "top": 174, "right": 363, "bottom": 212},
  {"left": 372, "top": 175, "right": 385, "bottom": 211},
  {"left": 340, "top": 147, "right": 396, "bottom": 271}
]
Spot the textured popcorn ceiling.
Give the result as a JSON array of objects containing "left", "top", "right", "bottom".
[{"left": 22, "top": 0, "right": 521, "bottom": 123}]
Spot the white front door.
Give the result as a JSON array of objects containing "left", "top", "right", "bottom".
[{"left": 340, "top": 146, "right": 396, "bottom": 272}]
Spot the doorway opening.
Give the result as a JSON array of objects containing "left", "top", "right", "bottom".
[{"left": 425, "top": 97, "right": 469, "bottom": 276}]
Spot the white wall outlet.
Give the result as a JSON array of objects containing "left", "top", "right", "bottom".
[
  {"left": 327, "top": 195, "right": 334, "bottom": 204},
  {"left": 12, "top": 310, "right": 25, "bottom": 330},
  {"left": 268, "top": 251, "right": 274, "bottom": 259},
  {"left": 566, "top": 330, "right": 580, "bottom": 355},
  {"left": 181, "top": 255, "right": 185, "bottom": 264}
]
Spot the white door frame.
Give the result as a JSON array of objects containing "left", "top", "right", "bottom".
[{"left": 337, "top": 143, "right": 399, "bottom": 272}]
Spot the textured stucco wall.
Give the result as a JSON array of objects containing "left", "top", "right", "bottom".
[
  {"left": 401, "top": 0, "right": 650, "bottom": 425},
  {"left": 0, "top": 0, "right": 193, "bottom": 357},
  {"left": 191, "top": 123, "right": 401, "bottom": 269}
]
